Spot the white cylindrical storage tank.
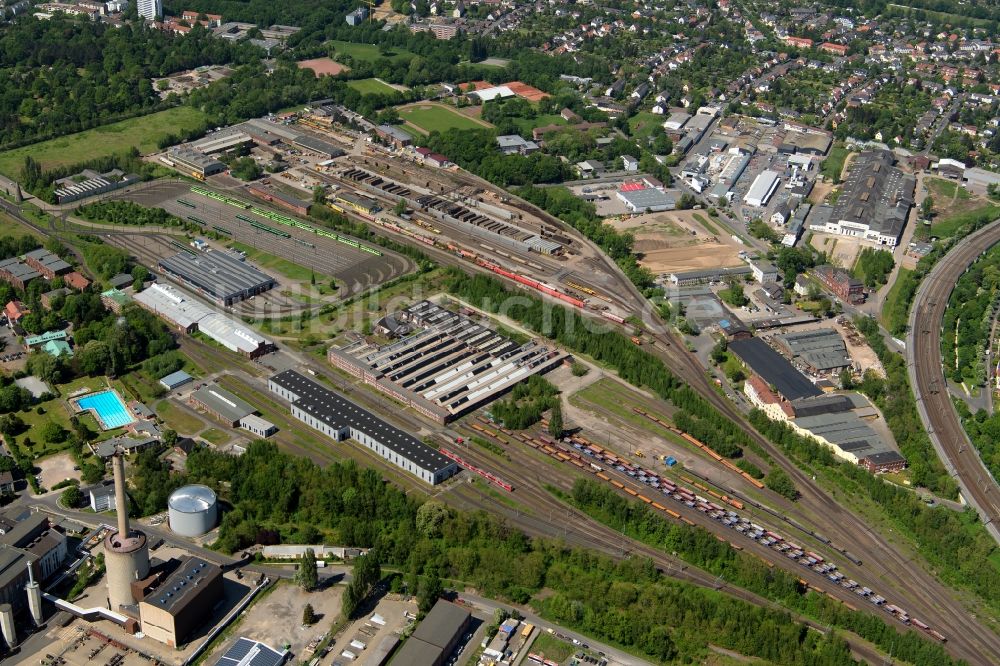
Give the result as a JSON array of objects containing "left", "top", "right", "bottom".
[{"left": 168, "top": 485, "right": 218, "bottom": 537}]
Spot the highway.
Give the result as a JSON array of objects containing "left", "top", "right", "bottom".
[{"left": 907, "top": 218, "right": 1000, "bottom": 545}]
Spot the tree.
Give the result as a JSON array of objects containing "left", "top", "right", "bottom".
[
  {"left": 416, "top": 500, "right": 448, "bottom": 538},
  {"left": 921, "top": 196, "right": 934, "bottom": 219},
  {"left": 417, "top": 569, "right": 443, "bottom": 612},
  {"left": 764, "top": 466, "right": 798, "bottom": 500},
  {"left": 61, "top": 485, "right": 83, "bottom": 508},
  {"left": 302, "top": 603, "right": 317, "bottom": 625},
  {"left": 295, "top": 548, "right": 318, "bottom": 591},
  {"left": 162, "top": 429, "right": 178, "bottom": 448},
  {"left": 394, "top": 199, "right": 407, "bottom": 216},
  {"left": 548, "top": 402, "right": 563, "bottom": 438},
  {"left": 40, "top": 420, "right": 67, "bottom": 445}
]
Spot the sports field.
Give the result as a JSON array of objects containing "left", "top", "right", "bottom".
[
  {"left": 0, "top": 106, "right": 208, "bottom": 178},
  {"left": 347, "top": 78, "right": 398, "bottom": 96},
  {"left": 398, "top": 103, "right": 491, "bottom": 134},
  {"left": 329, "top": 40, "right": 414, "bottom": 63}
]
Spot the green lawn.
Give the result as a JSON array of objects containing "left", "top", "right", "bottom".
[
  {"left": 200, "top": 428, "right": 231, "bottom": 445},
  {"left": 231, "top": 241, "right": 327, "bottom": 282},
  {"left": 0, "top": 212, "right": 43, "bottom": 240},
  {"left": 628, "top": 111, "right": 663, "bottom": 141},
  {"left": 346, "top": 78, "right": 398, "bottom": 96},
  {"left": 329, "top": 40, "right": 413, "bottom": 63},
  {"left": 398, "top": 104, "right": 490, "bottom": 134},
  {"left": 693, "top": 213, "right": 720, "bottom": 235},
  {"left": 529, "top": 633, "right": 575, "bottom": 662},
  {"left": 0, "top": 106, "right": 209, "bottom": 177},
  {"left": 930, "top": 203, "right": 1000, "bottom": 239},
  {"left": 926, "top": 176, "right": 971, "bottom": 202},
  {"left": 820, "top": 144, "right": 850, "bottom": 183},
  {"left": 512, "top": 114, "right": 566, "bottom": 134},
  {"left": 155, "top": 399, "right": 205, "bottom": 435}
]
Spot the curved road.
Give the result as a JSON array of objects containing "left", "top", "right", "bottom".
[{"left": 908, "top": 219, "right": 1000, "bottom": 544}]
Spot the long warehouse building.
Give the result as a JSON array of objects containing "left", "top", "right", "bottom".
[
  {"left": 158, "top": 250, "right": 276, "bottom": 306},
  {"left": 134, "top": 283, "right": 275, "bottom": 358},
  {"left": 744, "top": 170, "right": 781, "bottom": 207},
  {"left": 268, "top": 370, "right": 459, "bottom": 485},
  {"left": 328, "top": 301, "right": 567, "bottom": 423}
]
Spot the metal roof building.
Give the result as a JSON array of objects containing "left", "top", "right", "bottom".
[
  {"left": 269, "top": 370, "right": 459, "bottom": 485},
  {"left": 134, "top": 284, "right": 275, "bottom": 358},
  {"left": 327, "top": 301, "right": 567, "bottom": 423},
  {"left": 159, "top": 370, "right": 194, "bottom": 391},
  {"left": 616, "top": 188, "right": 677, "bottom": 213},
  {"left": 158, "top": 250, "right": 276, "bottom": 306},
  {"left": 214, "top": 638, "right": 288, "bottom": 666},
  {"left": 190, "top": 385, "right": 256, "bottom": 426},
  {"left": 729, "top": 338, "right": 823, "bottom": 401},
  {"left": 775, "top": 328, "right": 851, "bottom": 372},
  {"left": 139, "top": 557, "right": 223, "bottom": 647},
  {"left": 744, "top": 170, "right": 781, "bottom": 207},
  {"left": 393, "top": 600, "right": 471, "bottom": 666}
]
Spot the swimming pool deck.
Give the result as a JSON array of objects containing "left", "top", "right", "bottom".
[{"left": 71, "top": 389, "right": 136, "bottom": 430}]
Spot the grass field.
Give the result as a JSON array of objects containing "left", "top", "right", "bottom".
[
  {"left": 0, "top": 106, "right": 208, "bottom": 177},
  {"left": 820, "top": 144, "right": 850, "bottom": 183},
  {"left": 346, "top": 78, "right": 398, "bottom": 96},
  {"left": 529, "top": 633, "right": 575, "bottom": 662},
  {"left": 513, "top": 113, "right": 565, "bottom": 134},
  {"left": 930, "top": 203, "right": 1000, "bottom": 239},
  {"left": 881, "top": 267, "right": 913, "bottom": 331},
  {"left": 628, "top": 111, "right": 663, "bottom": 142},
  {"left": 0, "top": 212, "right": 43, "bottom": 240},
  {"left": 926, "top": 176, "right": 971, "bottom": 202},
  {"left": 155, "top": 399, "right": 206, "bottom": 435},
  {"left": 398, "top": 104, "right": 490, "bottom": 134},
  {"left": 232, "top": 241, "right": 326, "bottom": 282},
  {"left": 330, "top": 40, "right": 413, "bottom": 63}
]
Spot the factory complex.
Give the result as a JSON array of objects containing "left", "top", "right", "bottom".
[
  {"left": 329, "top": 301, "right": 567, "bottom": 423},
  {"left": 269, "top": 370, "right": 460, "bottom": 485},
  {"left": 134, "top": 283, "right": 275, "bottom": 358},
  {"left": 157, "top": 249, "right": 276, "bottom": 306}
]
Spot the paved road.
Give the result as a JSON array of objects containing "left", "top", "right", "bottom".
[{"left": 907, "top": 217, "right": 1000, "bottom": 545}]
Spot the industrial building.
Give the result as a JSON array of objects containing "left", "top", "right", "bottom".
[
  {"left": 0, "top": 513, "right": 67, "bottom": 583},
  {"left": 247, "top": 185, "right": 311, "bottom": 216},
  {"left": 809, "top": 150, "right": 914, "bottom": 246},
  {"left": 269, "top": 370, "right": 460, "bottom": 485},
  {"left": 51, "top": 169, "right": 141, "bottom": 204},
  {"left": 744, "top": 170, "right": 781, "bottom": 207},
  {"left": 168, "top": 485, "right": 219, "bottom": 537},
  {"left": 328, "top": 301, "right": 567, "bottom": 423},
  {"left": 392, "top": 600, "right": 471, "bottom": 666},
  {"left": 0, "top": 259, "right": 41, "bottom": 290},
  {"left": 134, "top": 283, "right": 276, "bottom": 358},
  {"left": 138, "top": 557, "right": 224, "bottom": 647},
  {"left": 775, "top": 328, "right": 851, "bottom": 373},
  {"left": 167, "top": 147, "right": 226, "bottom": 178},
  {"left": 615, "top": 187, "right": 677, "bottom": 213},
  {"left": 159, "top": 370, "right": 194, "bottom": 391},
  {"left": 190, "top": 384, "right": 276, "bottom": 436},
  {"left": 375, "top": 124, "right": 413, "bottom": 147},
  {"left": 668, "top": 265, "right": 752, "bottom": 286},
  {"left": 729, "top": 337, "right": 823, "bottom": 401},
  {"left": 158, "top": 250, "right": 276, "bottom": 306},
  {"left": 812, "top": 265, "right": 865, "bottom": 304}
]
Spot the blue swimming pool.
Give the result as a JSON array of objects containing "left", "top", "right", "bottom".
[{"left": 74, "top": 390, "right": 135, "bottom": 430}]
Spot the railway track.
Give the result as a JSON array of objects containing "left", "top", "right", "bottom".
[{"left": 908, "top": 218, "right": 1000, "bottom": 544}]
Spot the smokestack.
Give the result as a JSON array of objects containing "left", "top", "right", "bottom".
[{"left": 112, "top": 453, "right": 130, "bottom": 537}]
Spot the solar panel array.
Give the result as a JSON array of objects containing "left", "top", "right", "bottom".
[{"left": 214, "top": 637, "right": 287, "bottom": 666}]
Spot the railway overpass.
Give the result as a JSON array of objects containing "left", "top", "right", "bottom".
[{"left": 907, "top": 218, "right": 1000, "bottom": 545}]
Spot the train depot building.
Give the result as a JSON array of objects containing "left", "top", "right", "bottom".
[
  {"left": 328, "top": 300, "right": 567, "bottom": 423},
  {"left": 157, "top": 249, "right": 276, "bottom": 306},
  {"left": 268, "top": 370, "right": 459, "bottom": 485}
]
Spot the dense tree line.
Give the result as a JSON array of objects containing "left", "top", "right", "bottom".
[
  {"left": 77, "top": 200, "right": 185, "bottom": 228},
  {"left": 748, "top": 408, "right": 999, "bottom": 618},
  {"left": 941, "top": 244, "right": 1000, "bottom": 385},
  {"left": 139, "top": 440, "right": 901, "bottom": 664},
  {"left": 853, "top": 317, "right": 955, "bottom": 493},
  {"left": 0, "top": 17, "right": 251, "bottom": 147},
  {"left": 958, "top": 403, "right": 1000, "bottom": 495},
  {"left": 567, "top": 479, "right": 961, "bottom": 666},
  {"left": 20, "top": 150, "right": 159, "bottom": 202},
  {"left": 423, "top": 128, "right": 571, "bottom": 187}
]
